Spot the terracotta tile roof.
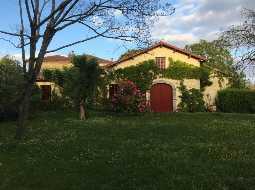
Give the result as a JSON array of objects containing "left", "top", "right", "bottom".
[{"left": 107, "top": 41, "right": 207, "bottom": 68}]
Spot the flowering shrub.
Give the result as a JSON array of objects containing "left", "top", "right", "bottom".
[{"left": 110, "top": 80, "right": 148, "bottom": 113}]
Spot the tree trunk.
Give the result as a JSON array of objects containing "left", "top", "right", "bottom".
[
  {"left": 80, "top": 99, "right": 86, "bottom": 120},
  {"left": 15, "top": 83, "right": 33, "bottom": 140}
]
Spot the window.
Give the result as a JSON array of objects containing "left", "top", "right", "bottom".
[
  {"left": 155, "top": 57, "right": 166, "bottom": 69},
  {"left": 109, "top": 84, "right": 119, "bottom": 98}
]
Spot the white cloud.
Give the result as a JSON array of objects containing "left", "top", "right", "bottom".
[{"left": 151, "top": 0, "right": 255, "bottom": 47}]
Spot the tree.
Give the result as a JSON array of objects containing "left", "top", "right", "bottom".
[
  {"left": 185, "top": 39, "right": 246, "bottom": 88},
  {"left": 66, "top": 55, "right": 101, "bottom": 120},
  {"left": 220, "top": 9, "right": 255, "bottom": 67},
  {"left": 43, "top": 55, "right": 102, "bottom": 119},
  {"left": 185, "top": 40, "right": 233, "bottom": 72},
  {"left": 0, "top": 0, "right": 174, "bottom": 139},
  {"left": 0, "top": 57, "right": 24, "bottom": 120}
]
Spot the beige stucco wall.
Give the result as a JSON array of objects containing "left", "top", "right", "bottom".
[
  {"left": 203, "top": 76, "right": 229, "bottom": 106},
  {"left": 115, "top": 46, "right": 200, "bottom": 69},
  {"left": 41, "top": 61, "right": 72, "bottom": 70}
]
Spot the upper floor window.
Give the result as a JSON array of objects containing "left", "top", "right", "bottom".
[{"left": 155, "top": 57, "right": 166, "bottom": 69}]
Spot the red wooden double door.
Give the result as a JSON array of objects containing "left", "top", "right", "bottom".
[{"left": 150, "top": 83, "right": 173, "bottom": 113}]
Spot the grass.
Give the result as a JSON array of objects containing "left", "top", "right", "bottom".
[{"left": 0, "top": 111, "right": 255, "bottom": 190}]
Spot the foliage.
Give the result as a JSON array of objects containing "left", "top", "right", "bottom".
[
  {"left": 71, "top": 55, "right": 102, "bottom": 107},
  {"left": 178, "top": 81, "right": 206, "bottom": 112},
  {"left": 228, "top": 67, "right": 247, "bottom": 89},
  {"left": 110, "top": 80, "right": 147, "bottom": 113},
  {"left": 0, "top": 57, "right": 42, "bottom": 120},
  {"left": 1, "top": 111, "right": 255, "bottom": 190},
  {"left": 199, "top": 66, "right": 213, "bottom": 89},
  {"left": 43, "top": 69, "right": 66, "bottom": 87},
  {"left": 109, "top": 60, "right": 160, "bottom": 92},
  {"left": 163, "top": 58, "right": 212, "bottom": 89},
  {"left": 216, "top": 88, "right": 255, "bottom": 113},
  {"left": 163, "top": 58, "right": 201, "bottom": 79},
  {"left": 185, "top": 39, "right": 249, "bottom": 88},
  {"left": 43, "top": 55, "right": 102, "bottom": 110},
  {"left": 185, "top": 40, "right": 234, "bottom": 72},
  {"left": 0, "top": 57, "right": 24, "bottom": 120}
]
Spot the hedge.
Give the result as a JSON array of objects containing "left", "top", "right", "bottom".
[{"left": 216, "top": 89, "right": 255, "bottom": 113}]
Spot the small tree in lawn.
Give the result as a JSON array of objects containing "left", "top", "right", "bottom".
[
  {"left": 0, "top": 0, "right": 174, "bottom": 139},
  {"left": 64, "top": 55, "right": 101, "bottom": 120}
]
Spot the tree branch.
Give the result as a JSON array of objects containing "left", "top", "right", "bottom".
[
  {"left": 0, "top": 30, "right": 30, "bottom": 38},
  {"left": 36, "top": 0, "right": 73, "bottom": 29},
  {"left": 19, "top": 0, "right": 27, "bottom": 74},
  {"left": 25, "top": 0, "right": 33, "bottom": 24}
]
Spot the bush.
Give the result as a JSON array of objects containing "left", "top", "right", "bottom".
[
  {"left": 178, "top": 81, "right": 205, "bottom": 112},
  {"left": 0, "top": 57, "right": 43, "bottom": 121},
  {"left": 216, "top": 89, "right": 255, "bottom": 113},
  {"left": 110, "top": 80, "right": 147, "bottom": 113},
  {"left": 0, "top": 57, "right": 24, "bottom": 121}
]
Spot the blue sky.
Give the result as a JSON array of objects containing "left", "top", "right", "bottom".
[
  {"left": 0, "top": 1, "right": 137, "bottom": 60},
  {"left": 0, "top": 0, "right": 254, "bottom": 83}
]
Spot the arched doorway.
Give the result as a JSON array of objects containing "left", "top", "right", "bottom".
[{"left": 150, "top": 83, "right": 173, "bottom": 112}]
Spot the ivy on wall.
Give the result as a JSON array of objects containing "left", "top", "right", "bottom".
[
  {"left": 163, "top": 58, "right": 212, "bottom": 89},
  {"left": 110, "top": 58, "right": 212, "bottom": 92},
  {"left": 108, "top": 60, "right": 160, "bottom": 93}
]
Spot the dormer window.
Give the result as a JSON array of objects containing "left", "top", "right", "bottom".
[{"left": 155, "top": 57, "right": 166, "bottom": 69}]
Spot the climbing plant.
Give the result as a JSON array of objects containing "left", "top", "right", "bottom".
[
  {"left": 108, "top": 60, "right": 160, "bottom": 93},
  {"left": 110, "top": 58, "right": 212, "bottom": 92},
  {"left": 163, "top": 58, "right": 212, "bottom": 89}
]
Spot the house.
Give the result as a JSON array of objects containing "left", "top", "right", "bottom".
[
  {"left": 36, "top": 54, "right": 113, "bottom": 101},
  {"left": 107, "top": 41, "right": 228, "bottom": 112},
  {"left": 37, "top": 41, "right": 228, "bottom": 112}
]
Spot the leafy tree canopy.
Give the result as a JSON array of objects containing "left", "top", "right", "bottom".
[
  {"left": 185, "top": 39, "right": 248, "bottom": 88},
  {"left": 185, "top": 40, "right": 234, "bottom": 73}
]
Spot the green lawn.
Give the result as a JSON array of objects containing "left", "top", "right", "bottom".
[{"left": 1, "top": 111, "right": 255, "bottom": 190}]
